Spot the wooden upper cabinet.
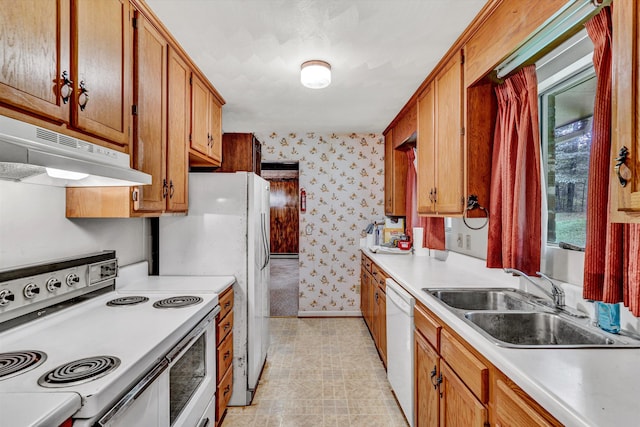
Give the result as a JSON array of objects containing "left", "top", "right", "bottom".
[
  {"left": 0, "top": 0, "right": 71, "bottom": 123},
  {"left": 219, "top": 133, "right": 262, "bottom": 174},
  {"left": 132, "top": 12, "right": 167, "bottom": 213},
  {"left": 610, "top": 0, "right": 640, "bottom": 222},
  {"left": 384, "top": 129, "right": 408, "bottom": 216},
  {"left": 190, "top": 74, "right": 223, "bottom": 166},
  {"left": 417, "top": 82, "right": 436, "bottom": 214},
  {"left": 73, "top": 0, "right": 131, "bottom": 147},
  {"left": 417, "top": 51, "right": 464, "bottom": 216},
  {"left": 166, "top": 48, "right": 190, "bottom": 212}
]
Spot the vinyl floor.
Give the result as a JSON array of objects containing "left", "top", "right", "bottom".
[
  {"left": 221, "top": 317, "right": 409, "bottom": 427},
  {"left": 269, "top": 258, "right": 299, "bottom": 317}
]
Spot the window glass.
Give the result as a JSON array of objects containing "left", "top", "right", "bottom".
[{"left": 540, "top": 70, "right": 596, "bottom": 248}]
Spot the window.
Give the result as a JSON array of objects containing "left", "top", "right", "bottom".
[{"left": 538, "top": 30, "right": 595, "bottom": 250}]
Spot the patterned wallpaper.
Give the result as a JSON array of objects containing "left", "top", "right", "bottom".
[{"left": 258, "top": 132, "right": 385, "bottom": 314}]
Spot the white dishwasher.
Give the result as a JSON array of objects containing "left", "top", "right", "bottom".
[{"left": 386, "top": 278, "right": 415, "bottom": 427}]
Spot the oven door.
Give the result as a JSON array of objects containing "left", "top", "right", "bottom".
[{"left": 97, "top": 308, "right": 218, "bottom": 427}]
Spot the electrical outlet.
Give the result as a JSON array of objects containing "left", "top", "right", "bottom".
[
  {"left": 457, "top": 233, "right": 463, "bottom": 248},
  {"left": 466, "top": 234, "right": 471, "bottom": 250}
]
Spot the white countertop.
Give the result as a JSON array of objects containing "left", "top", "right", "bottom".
[
  {"left": 365, "top": 249, "right": 640, "bottom": 427},
  {"left": 0, "top": 392, "right": 81, "bottom": 427}
]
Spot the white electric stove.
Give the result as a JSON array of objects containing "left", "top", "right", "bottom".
[{"left": 0, "top": 252, "right": 224, "bottom": 427}]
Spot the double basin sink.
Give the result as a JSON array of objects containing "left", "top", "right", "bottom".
[{"left": 424, "top": 288, "right": 640, "bottom": 348}]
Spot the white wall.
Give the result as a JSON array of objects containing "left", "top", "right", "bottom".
[{"left": 0, "top": 181, "right": 149, "bottom": 269}]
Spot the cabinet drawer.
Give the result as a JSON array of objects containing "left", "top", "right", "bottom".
[
  {"left": 362, "top": 254, "right": 372, "bottom": 272},
  {"left": 216, "top": 365, "right": 233, "bottom": 423},
  {"left": 440, "top": 329, "right": 488, "bottom": 403},
  {"left": 371, "top": 264, "right": 387, "bottom": 291},
  {"left": 495, "top": 378, "right": 556, "bottom": 427},
  {"left": 217, "top": 310, "right": 233, "bottom": 344},
  {"left": 414, "top": 302, "right": 441, "bottom": 351},
  {"left": 218, "top": 287, "right": 234, "bottom": 320},
  {"left": 217, "top": 331, "right": 233, "bottom": 381}
]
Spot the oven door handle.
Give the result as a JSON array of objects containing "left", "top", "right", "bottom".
[
  {"left": 166, "top": 307, "right": 220, "bottom": 362},
  {"left": 97, "top": 358, "right": 169, "bottom": 426}
]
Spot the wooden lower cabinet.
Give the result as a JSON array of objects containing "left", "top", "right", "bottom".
[
  {"left": 440, "top": 361, "right": 487, "bottom": 426},
  {"left": 414, "top": 300, "right": 561, "bottom": 427},
  {"left": 216, "top": 287, "right": 234, "bottom": 426},
  {"left": 360, "top": 253, "right": 387, "bottom": 367},
  {"left": 415, "top": 331, "right": 439, "bottom": 427}
]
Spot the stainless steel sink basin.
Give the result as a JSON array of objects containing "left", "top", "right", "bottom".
[
  {"left": 464, "top": 311, "right": 619, "bottom": 347},
  {"left": 423, "top": 287, "right": 640, "bottom": 348},
  {"left": 428, "top": 288, "right": 536, "bottom": 311}
]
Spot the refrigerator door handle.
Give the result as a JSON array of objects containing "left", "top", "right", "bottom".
[{"left": 260, "top": 213, "right": 269, "bottom": 271}]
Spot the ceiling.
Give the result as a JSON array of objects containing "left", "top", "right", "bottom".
[{"left": 145, "top": 0, "right": 487, "bottom": 134}]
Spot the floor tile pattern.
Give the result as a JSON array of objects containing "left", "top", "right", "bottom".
[{"left": 222, "top": 318, "right": 409, "bottom": 427}]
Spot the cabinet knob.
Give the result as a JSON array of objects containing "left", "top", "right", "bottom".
[
  {"left": 78, "top": 80, "right": 89, "bottom": 111},
  {"left": 60, "top": 71, "right": 73, "bottom": 104}
]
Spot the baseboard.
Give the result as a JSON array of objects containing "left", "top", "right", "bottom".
[{"left": 297, "top": 310, "right": 362, "bottom": 317}]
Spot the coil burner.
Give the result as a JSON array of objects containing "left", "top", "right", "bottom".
[
  {"left": 0, "top": 351, "right": 47, "bottom": 380},
  {"left": 38, "top": 356, "right": 121, "bottom": 388},
  {"left": 106, "top": 296, "right": 149, "bottom": 307},
  {"left": 152, "top": 296, "right": 203, "bottom": 309}
]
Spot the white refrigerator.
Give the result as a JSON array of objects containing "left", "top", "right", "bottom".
[{"left": 159, "top": 172, "right": 270, "bottom": 406}]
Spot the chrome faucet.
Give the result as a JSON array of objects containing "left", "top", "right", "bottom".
[{"left": 504, "top": 268, "right": 565, "bottom": 308}]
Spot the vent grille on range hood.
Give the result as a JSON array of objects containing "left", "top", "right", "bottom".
[{"left": 0, "top": 115, "right": 151, "bottom": 187}]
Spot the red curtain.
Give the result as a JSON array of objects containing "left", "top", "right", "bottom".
[
  {"left": 582, "top": 6, "right": 640, "bottom": 316},
  {"left": 405, "top": 148, "right": 445, "bottom": 250},
  {"left": 486, "top": 65, "right": 541, "bottom": 275}
]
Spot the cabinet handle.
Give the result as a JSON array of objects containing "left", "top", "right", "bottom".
[
  {"left": 223, "top": 384, "right": 231, "bottom": 395},
  {"left": 430, "top": 366, "right": 442, "bottom": 390},
  {"left": 433, "top": 187, "right": 437, "bottom": 203},
  {"left": 224, "top": 350, "right": 231, "bottom": 360},
  {"left": 224, "top": 322, "right": 231, "bottom": 331},
  {"left": 78, "top": 80, "right": 89, "bottom": 111},
  {"left": 615, "top": 146, "right": 631, "bottom": 187},
  {"left": 169, "top": 180, "right": 175, "bottom": 198},
  {"left": 60, "top": 71, "right": 73, "bottom": 104},
  {"left": 224, "top": 301, "right": 231, "bottom": 309},
  {"left": 162, "top": 179, "right": 168, "bottom": 199}
]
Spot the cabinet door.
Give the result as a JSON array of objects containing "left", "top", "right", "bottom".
[
  {"left": 434, "top": 51, "right": 464, "bottom": 215},
  {"left": 495, "top": 379, "right": 555, "bottom": 427},
  {"left": 132, "top": 12, "right": 166, "bottom": 212},
  {"left": 74, "top": 0, "right": 131, "bottom": 146},
  {"left": 209, "top": 96, "right": 222, "bottom": 163},
  {"left": 415, "top": 331, "right": 439, "bottom": 427},
  {"left": 417, "top": 82, "right": 437, "bottom": 214},
  {"left": 376, "top": 287, "right": 387, "bottom": 367},
  {"left": 190, "top": 74, "right": 211, "bottom": 157},
  {"left": 166, "top": 48, "right": 189, "bottom": 212},
  {"left": 610, "top": 0, "right": 640, "bottom": 221},
  {"left": 439, "top": 362, "right": 487, "bottom": 427},
  {"left": 384, "top": 130, "right": 408, "bottom": 216},
  {"left": 0, "top": 0, "right": 70, "bottom": 123}
]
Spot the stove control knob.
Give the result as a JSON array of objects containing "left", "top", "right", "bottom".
[
  {"left": 46, "top": 278, "right": 62, "bottom": 292},
  {"left": 23, "top": 283, "right": 41, "bottom": 299},
  {"left": 0, "top": 290, "right": 15, "bottom": 306},
  {"left": 66, "top": 274, "right": 80, "bottom": 287}
]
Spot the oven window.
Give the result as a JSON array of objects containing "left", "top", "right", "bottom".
[{"left": 169, "top": 334, "right": 206, "bottom": 425}]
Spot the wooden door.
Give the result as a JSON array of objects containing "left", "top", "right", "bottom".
[
  {"left": 439, "top": 362, "right": 487, "bottom": 427},
  {"left": 190, "top": 74, "right": 210, "bottom": 158},
  {"left": 495, "top": 379, "right": 555, "bottom": 427},
  {"left": 434, "top": 51, "right": 464, "bottom": 215},
  {"left": 417, "top": 82, "right": 436, "bottom": 214},
  {"left": 415, "top": 331, "right": 439, "bottom": 427},
  {"left": 376, "top": 287, "right": 387, "bottom": 367},
  {"left": 610, "top": 1, "right": 640, "bottom": 221},
  {"left": 209, "top": 96, "right": 222, "bottom": 163},
  {"left": 132, "top": 12, "right": 166, "bottom": 212},
  {"left": 166, "top": 48, "right": 189, "bottom": 212},
  {"left": 269, "top": 179, "right": 299, "bottom": 254},
  {"left": 0, "top": 0, "right": 70, "bottom": 123},
  {"left": 74, "top": 0, "right": 131, "bottom": 146}
]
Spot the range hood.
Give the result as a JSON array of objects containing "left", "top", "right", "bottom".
[{"left": 0, "top": 115, "right": 151, "bottom": 187}]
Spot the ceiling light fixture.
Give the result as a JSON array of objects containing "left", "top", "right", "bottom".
[{"left": 300, "top": 60, "right": 331, "bottom": 89}]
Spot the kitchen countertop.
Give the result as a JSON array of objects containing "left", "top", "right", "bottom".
[
  {"left": 0, "top": 392, "right": 81, "bottom": 427},
  {"left": 364, "top": 249, "right": 640, "bottom": 427}
]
